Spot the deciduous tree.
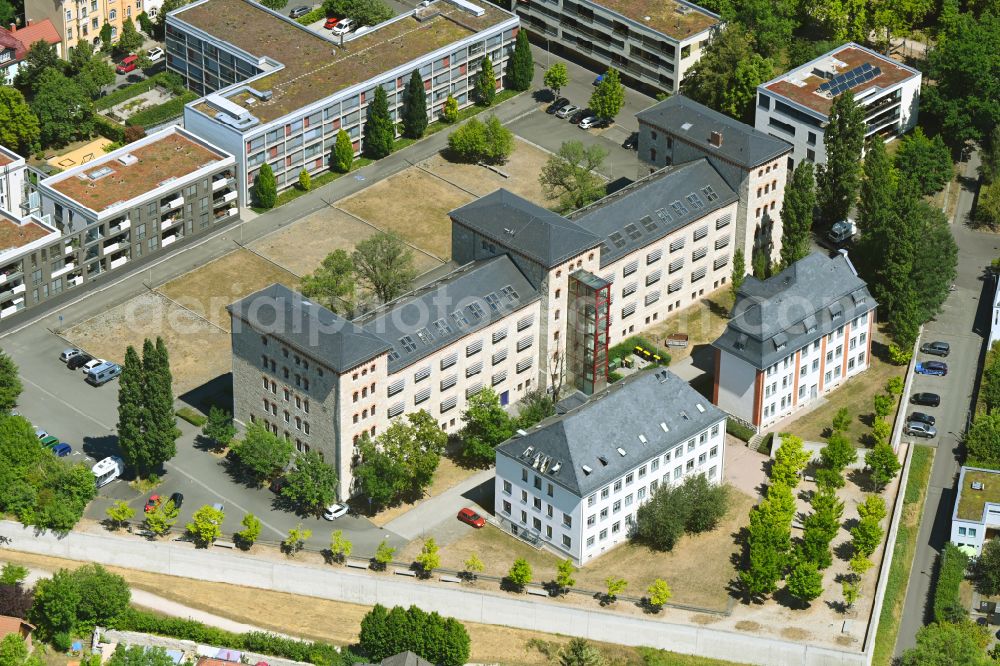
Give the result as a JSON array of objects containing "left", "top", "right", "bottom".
[
  {"left": 201, "top": 407, "right": 235, "bottom": 450},
  {"left": 462, "top": 553, "right": 484, "bottom": 580},
  {"left": 0, "top": 633, "right": 27, "bottom": 666},
  {"left": 446, "top": 115, "right": 513, "bottom": 164},
  {"left": 281, "top": 450, "right": 338, "bottom": 514},
  {"left": 865, "top": 442, "right": 901, "bottom": 491},
  {"left": 554, "top": 559, "right": 576, "bottom": 594},
  {"left": 0, "top": 349, "right": 22, "bottom": 414},
  {"left": 966, "top": 411, "right": 1000, "bottom": 466},
  {"left": 31, "top": 69, "right": 94, "bottom": 148},
  {"left": 116, "top": 346, "right": 147, "bottom": 475},
  {"left": 900, "top": 621, "right": 993, "bottom": 666},
  {"left": 785, "top": 558, "right": 823, "bottom": 606},
  {"left": 330, "top": 529, "right": 352, "bottom": 563},
  {"left": 297, "top": 168, "right": 311, "bottom": 192},
  {"left": 543, "top": 62, "right": 569, "bottom": 97},
  {"left": 143, "top": 337, "right": 179, "bottom": 474},
  {"left": 589, "top": 68, "right": 625, "bottom": 120},
  {"left": 538, "top": 140, "right": 607, "bottom": 214},
  {"left": 718, "top": 0, "right": 797, "bottom": 58},
  {"left": 646, "top": 579, "right": 672, "bottom": 610},
  {"left": 115, "top": 18, "right": 144, "bottom": 58},
  {"left": 105, "top": 501, "right": 135, "bottom": 530},
  {"left": 895, "top": 128, "right": 953, "bottom": 196},
  {"left": 363, "top": 86, "right": 394, "bottom": 159},
  {"left": 679, "top": 27, "right": 772, "bottom": 122},
  {"left": 507, "top": 30, "right": 533, "bottom": 91},
  {"left": 816, "top": 91, "right": 865, "bottom": 229},
  {"left": 401, "top": 70, "right": 428, "bottom": 139},
  {"left": 507, "top": 558, "right": 532, "bottom": 590},
  {"left": 235, "top": 513, "right": 261, "bottom": 548},
  {"left": 441, "top": 94, "right": 458, "bottom": 123},
  {"left": 459, "top": 388, "right": 513, "bottom": 466},
  {"left": 771, "top": 434, "right": 810, "bottom": 488},
  {"left": 301, "top": 249, "right": 357, "bottom": 316},
  {"left": 143, "top": 498, "right": 178, "bottom": 535},
  {"left": 15, "top": 41, "right": 60, "bottom": 93},
  {"left": 474, "top": 57, "right": 496, "bottom": 105},
  {"left": 230, "top": 422, "right": 293, "bottom": 483},
  {"left": 779, "top": 162, "right": 815, "bottom": 268},
  {"left": 186, "top": 505, "right": 224, "bottom": 546},
  {"left": 415, "top": 538, "right": 440, "bottom": 577},
  {"left": 0, "top": 565, "right": 27, "bottom": 587},
  {"left": 323, "top": 0, "right": 392, "bottom": 26},
  {"left": 559, "top": 638, "right": 605, "bottom": 666},
  {"left": 0, "top": 88, "right": 39, "bottom": 156},
  {"left": 0, "top": 583, "right": 33, "bottom": 620},
  {"left": 351, "top": 231, "right": 416, "bottom": 303},
  {"left": 373, "top": 541, "right": 395, "bottom": 570},
  {"left": 282, "top": 523, "right": 311, "bottom": 555}
]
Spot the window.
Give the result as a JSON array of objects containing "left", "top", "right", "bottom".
[
  {"left": 587, "top": 495, "right": 596, "bottom": 507},
  {"left": 613, "top": 500, "right": 621, "bottom": 513},
  {"left": 502, "top": 500, "right": 511, "bottom": 514},
  {"left": 959, "top": 526, "right": 967, "bottom": 536},
  {"left": 587, "top": 514, "right": 596, "bottom": 527},
  {"left": 587, "top": 536, "right": 595, "bottom": 547},
  {"left": 503, "top": 480, "right": 512, "bottom": 494},
  {"left": 562, "top": 513, "right": 571, "bottom": 528}
]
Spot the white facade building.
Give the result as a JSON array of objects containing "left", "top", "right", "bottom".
[
  {"left": 712, "top": 252, "right": 876, "bottom": 431},
  {"left": 754, "top": 42, "right": 921, "bottom": 167},
  {"left": 951, "top": 466, "right": 1000, "bottom": 556},
  {"left": 495, "top": 369, "right": 726, "bottom": 564}
]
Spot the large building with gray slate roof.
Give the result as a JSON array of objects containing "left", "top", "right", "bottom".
[
  {"left": 712, "top": 251, "right": 876, "bottom": 431},
  {"left": 495, "top": 369, "right": 726, "bottom": 563},
  {"left": 636, "top": 94, "right": 793, "bottom": 270}
]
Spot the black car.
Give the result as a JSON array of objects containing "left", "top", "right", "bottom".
[
  {"left": 622, "top": 132, "right": 638, "bottom": 150},
  {"left": 289, "top": 5, "right": 311, "bottom": 17},
  {"left": 169, "top": 492, "right": 184, "bottom": 509},
  {"left": 569, "top": 108, "right": 591, "bottom": 124},
  {"left": 920, "top": 341, "right": 950, "bottom": 357},
  {"left": 911, "top": 392, "right": 941, "bottom": 407},
  {"left": 66, "top": 353, "right": 93, "bottom": 370},
  {"left": 546, "top": 97, "right": 569, "bottom": 114},
  {"left": 909, "top": 412, "right": 936, "bottom": 426}
]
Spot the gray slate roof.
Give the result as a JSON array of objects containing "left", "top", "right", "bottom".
[
  {"left": 228, "top": 283, "right": 391, "bottom": 372},
  {"left": 712, "top": 252, "right": 877, "bottom": 369},
  {"left": 360, "top": 652, "right": 434, "bottom": 666},
  {"left": 449, "top": 188, "right": 601, "bottom": 268},
  {"left": 357, "top": 255, "right": 539, "bottom": 373},
  {"left": 636, "top": 94, "right": 791, "bottom": 169},
  {"left": 496, "top": 369, "right": 726, "bottom": 497},
  {"left": 570, "top": 159, "right": 738, "bottom": 267}
]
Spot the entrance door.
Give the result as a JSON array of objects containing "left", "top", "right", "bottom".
[
  {"left": 500, "top": 390, "right": 509, "bottom": 406},
  {"left": 810, "top": 384, "right": 818, "bottom": 399}
]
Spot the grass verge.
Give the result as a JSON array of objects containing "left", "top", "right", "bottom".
[
  {"left": 872, "top": 444, "right": 933, "bottom": 666},
  {"left": 176, "top": 407, "right": 207, "bottom": 427},
  {"left": 250, "top": 90, "right": 521, "bottom": 213}
]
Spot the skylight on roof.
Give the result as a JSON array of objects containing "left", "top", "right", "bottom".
[
  {"left": 399, "top": 336, "right": 417, "bottom": 353},
  {"left": 701, "top": 186, "right": 718, "bottom": 202},
  {"left": 501, "top": 285, "right": 519, "bottom": 301},
  {"left": 416, "top": 328, "right": 434, "bottom": 345},
  {"left": 660, "top": 422, "right": 669, "bottom": 432},
  {"left": 696, "top": 403, "right": 706, "bottom": 413},
  {"left": 485, "top": 293, "right": 502, "bottom": 313},
  {"left": 638, "top": 434, "right": 647, "bottom": 444},
  {"left": 433, "top": 318, "right": 453, "bottom": 336},
  {"left": 640, "top": 215, "right": 658, "bottom": 232},
  {"left": 680, "top": 122, "right": 693, "bottom": 130},
  {"left": 686, "top": 193, "right": 705, "bottom": 210},
  {"left": 617, "top": 447, "right": 627, "bottom": 456},
  {"left": 469, "top": 302, "right": 486, "bottom": 320},
  {"left": 624, "top": 223, "right": 643, "bottom": 240},
  {"left": 451, "top": 310, "right": 469, "bottom": 328},
  {"left": 609, "top": 232, "right": 627, "bottom": 249},
  {"left": 670, "top": 200, "right": 689, "bottom": 215},
  {"left": 655, "top": 208, "right": 673, "bottom": 224}
]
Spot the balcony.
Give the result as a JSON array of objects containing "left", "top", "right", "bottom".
[
  {"left": 68, "top": 273, "right": 84, "bottom": 287},
  {"left": 108, "top": 217, "right": 131, "bottom": 234},
  {"left": 0, "top": 297, "right": 25, "bottom": 318},
  {"left": 0, "top": 265, "right": 22, "bottom": 285},
  {"left": 161, "top": 216, "right": 181, "bottom": 231},
  {"left": 51, "top": 262, "right": 75, "bottom": 279},
  {"left": 108, "top": 254, "right": 129, "bottom": 270},
  {"left": 161, "top": 232, "right": 180, "bottom": 247},
  {"left": 215, "top": 207, "right": 238, "bottom": 220},
  {"left": 0, "top": 280, "right": 25, "bottom": 298},
  {"left": 161, "top": 195, "right": 184, "bottom": 210},
  {"left": 212, "top": 175, "right": 235, "bottom": 191}
]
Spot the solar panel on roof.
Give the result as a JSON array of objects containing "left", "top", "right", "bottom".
[
  {"left": 624, "top": 223, "right": 642, "bottom": 240},
  {"left": 609, "top": 232, "right": 627, "bottom": 248},
  {"left": 640, "top": 215, "right": 658, "bottom": 232},
  {"left": 820, "top": 63, "right": 882, "bottom": 96}
]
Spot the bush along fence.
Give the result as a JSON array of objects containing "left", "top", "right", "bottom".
[
  {"left": 931, "top": 542, "right": 970, "bottom": 623},
  {"left": 608, "top": 336, "right": 671, "bottom": 370},
  {"left": 113, "top": 519, "right": 730, "bottom": 617}
]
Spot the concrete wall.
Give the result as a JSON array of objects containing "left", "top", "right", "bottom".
[
  {"left": 0, "top": 520, "right": 869, "bottom": 666},
  {"left": 715, "top": 351, "right": 756, "bottom": 423}
]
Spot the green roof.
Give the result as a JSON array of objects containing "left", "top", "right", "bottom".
[{"left": 957, "top": 468, "right": 1000, "bottom": 521}]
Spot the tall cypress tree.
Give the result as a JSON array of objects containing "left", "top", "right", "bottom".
[
  {"left": 816, "top": 91, "right": 865, "bottom": 228},
  {"left": 401, "top": 70, "right": 428, "bottom": 139},
  {"left": 116, "top": 345, "right": 148, "bottom": 476},
  {"left": 363, "top": 86, "right": 394, "bottom": 159},
  {"left": 856, "top": 139, "right": 899, "bottom": 313},
  {"left": 475, "top": 57, "right": 496, "bottom": 106},
  {"left": 142, "top": 337, "right": 178, "bottom": 475},
  {"left": 884, "top": 179, "right": 923, "bottom": 348},
  {"left": 507, "top": 30, "right": 533, "bottom": 91},
  {"left": 778, "top": 161, "right": 816, "bottom": 269}
]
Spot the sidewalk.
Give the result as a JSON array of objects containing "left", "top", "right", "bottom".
[{"left": 382, "top": 468, "right": 494, "bottom": 541}]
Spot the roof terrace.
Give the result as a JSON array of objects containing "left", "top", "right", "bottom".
[
  {"left": 44, "top": 130, "right": 228, "bottom": 213},
  {"left": 762, "top": 43, "right": 920, "bottom": 117},
  {"left": 180, "top": 0, "right": 512, "bottom": 125},
  {"left": 592, "top": 0, "right": 718, "bottom": 41}
]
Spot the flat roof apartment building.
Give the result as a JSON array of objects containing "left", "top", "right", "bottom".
[
  {"left": 494, "top": 369, "right": 726, "bottom": 563},
  {"left": 0, "top": 127, "right": 237, "bottom": 325},
  {"left": 514, "top": 0, "right": 718, "bottom": 94},
  {"left": 952, "top": 466, "right": 1000, "bottom": 557},
  {"left": 637, "top": 95, "right": 792, "bottom": 266},
  {"left": 168, "top": 0, "right": 519, "bottom": 200},
  {"left": 712, "top": 252, "right": 876, "bottom": 432},
  {"left": 755, "top": 42, "right": 921, "bottom": 167}
]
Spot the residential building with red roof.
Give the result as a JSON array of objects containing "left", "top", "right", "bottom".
[{"left": 0, "top": 18, "right": 61, "bottom": 85}]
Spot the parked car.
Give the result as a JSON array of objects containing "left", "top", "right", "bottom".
[
  {"left": 85, "top": 361, "right": 121, "bottom": 386},
  {"left": 82, "top": 358, "right": 105, "bottom": 373},
  {"left": 115, "top": 54, "right": 139, "bottom": 74},
  {"left": 915, "top": 361, "right": 948, "bottom": 376},
  {"left": 67, "top": 353, "right": 93, "bottom": 370},
  {"left": 909, "top": 411, "right": 936, "bottom": 426},
  {"left": 147, "top": 47, "right": 164, "bottom": 62},
  {"left": 457, "top": 507, "right": 485, "bottom": 528},
  {"left": 546, "top": 97, "right": 569, "bottom": 114},
  {"left": 593, "top": 74, "right": 603, "bottom": 85},
  {"left": 39, "top": 435, "right": 59, "bottom": 448},
  {"left": 289, "top": 5, "right": 311, "bottom": 17},
  {"left": 910, "top": 392, "right": 941, "bottom": 407},
  {"left": 578, "top": 115, "right": 598, "bottom": 129},
  {"left": 569, "top": 108, "right": 591, "bottom": 124},
  {"left": 323, "top": 503, "right": 349, "bottom": 520},
  {"left": 331, "top": 17, "right": 354, "bottom": 35},
  {"left": 144, "top": 495, "right": 162, "bottom": 512},
  {"left": 51, "top": 443, "right": 72, "bottom": 457},
  {"left": 920, "top": 341, "right": 950, "bottom": 357},
  {"left": 324, "top": 16, "right": 341, "bottom": 29},
  {"left": 34, "top": 428, "right": 48, "bottom": 439},
  {"left": 622, "top": 132, "right": 638, "bottom": 150},
  {"left": 212, "top": 502, "right": 225, "bottom": 512},
  {"left": 555, "top": 104, "right": 578, "bottom": 119},
  {"left": 60, "top": 348, "right": 82, "bottom": 362},
  {"left": 905, "top": 421, "right": 937, "bottom": 438},
  {"left": 169, "top": 492, "right": 184, "bottom": 508}
]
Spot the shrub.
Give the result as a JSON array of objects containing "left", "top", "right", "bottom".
[
  {"left": 633, "top": 474, "right": 729, "bottom": 550},
  {"left": 888, "top": 343, "right": 912, "bottom": 365},
  {"left": 126, "top": 92, "right": 198, "bottom": 127},
  {"left": 933, "top": 543, "right": 970, "bottom": 623},
  {"left": 446, "top": 115, "right": 513, "bottom": 164},
  {"left": 441, "top": 95, "right": 458, "bottom": 123},
  {"left": 94, "top": 115, "right": 125, "bottom": 142},
  {"left": 726, "top": 420, "right": 756, "bottom": 442},
  {"left": 507, "top": 558, "right": 532, "bottom": 590},
  {"left": 175, "top": 407, "right": 207, "bottom": 426}
]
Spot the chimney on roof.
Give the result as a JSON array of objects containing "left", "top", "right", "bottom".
[
  {"left": 8, "top": 22, "right": 15, "bottom": 32},
  {"left": 710, "top": 131, "right": 723, "bottom": 147}
]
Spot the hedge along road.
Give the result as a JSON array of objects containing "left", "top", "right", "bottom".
[{"left": 0, "top": 520, "right": 870, "bottom": 666}]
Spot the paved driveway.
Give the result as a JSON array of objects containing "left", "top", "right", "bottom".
[{"left": 382, "top": 468, "right": 494, "bottom": 544}]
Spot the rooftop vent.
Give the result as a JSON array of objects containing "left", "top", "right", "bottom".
[
  {"left": 598, "top": 456, "right": 609, "bottom": 466},
  {"left": 85, "top": 166, "right": 114, "bottom": 181},
  {"left": 582, "top": 464, "right": 593, "bottom": 475},
  {"left": 617, "top": 447, "right": 627, "bottom": 456},
  {"left": 638, "top": 434, "right": 648, "bottom": 444},
  {"left": 680, "top": 410, "right": 689, "bottom": 420},
  {"left": 972, "top": 481, "right": 985, "bottom": 491},
  {"left": 516, "top": 429, "right": 528, "bottom": 437},
  {"left": 660, "top": 422, "right": 669, "bottom": 432},
  {"left": 550, "top": 462, "right": 561, "bottom": 473},
  {"left": 117, "top": 153, "right": 138, "bottom": 166},
  {"left": 680, "top": 122, "right": 693, "bottom": 131},
  {"left": 522, "top": 445, "right": 534, "bottom": 457},
  {"left": 696, "top": 403, "right": 706, "bottom": 413}
]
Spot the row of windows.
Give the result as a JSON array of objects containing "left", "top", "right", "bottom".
[{"left": 261, "top": 398, "right": 311, "bottom": 434}]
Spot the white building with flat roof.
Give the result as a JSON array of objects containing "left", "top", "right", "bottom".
[{"left": 951, "top": 466, "right": 1000, "bottom": 556}]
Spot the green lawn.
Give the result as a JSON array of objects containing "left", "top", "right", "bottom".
[{"left": 872, "top": 444, "right": 934, "bottom": 666}]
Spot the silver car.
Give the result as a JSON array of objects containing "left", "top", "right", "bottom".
[
  {"left": 555, "top": 104, "right": 578, "bottom": 119},
  {"left": 905, "top": 421, "right": 937, "bottom": 438}
]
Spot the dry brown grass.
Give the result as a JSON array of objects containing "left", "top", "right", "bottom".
[
  {"left": 417, "top": 138, "right": 552, "bottom": 206},
  {"left": 158, "top": 249, "right": 300, "bottom": 330},
  {"left": 63, "top": 291, "right": 230, "bottom": 394},
  {"left": 366, "top": 456, "right": 482, "bottom": 527},
  {"left": 645, "top": 288, "right": 735, "bottom": 363},
  {"left": 397, "top": 489, "right": 753, "bottom": 611},
  {"left": 0, "top": 550, "right": 743, "bottom": 666},
  {"left": 338, "top": 169, "right": 474, "bottom": 261},
  {"left": 780, "top": 325, "right": 905, "bottom": 445}
]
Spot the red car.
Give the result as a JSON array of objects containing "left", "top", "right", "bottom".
[
  {"left": 144, "top": 494, "right": 161, "bottom": 513},
  {"left": 324, "top": 16, "right": 340, "bottom": 29},
  {"left": 116, "top": 54, "right": 139, "bottom": 74},
  {"left": 457, "top": 507, "right": 485, "bottom": 528}
]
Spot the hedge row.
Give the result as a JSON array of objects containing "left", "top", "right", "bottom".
[
  {"left": 113, "top": 608, "right": 342, "bottom": 665},
  {"left": 96, "top": 72, "right": 187, "bottom": 111},
  {"left": 932, "top": 542, "right": 970, "bottom": 623},
  {"left": 126, "top": 92, "right": 198, "bottom": 128},
  {"left": 296, "top": 8, "right": 326, "bottom": 24},
  {"left": 726, "top": 420, "right": 756, "bottom": 442},
  {"left": 608, "top": 335, "right": 671, "bottom": 367},
  {"left": 94, "top": 115, "right": 126, "bottom": 143}
]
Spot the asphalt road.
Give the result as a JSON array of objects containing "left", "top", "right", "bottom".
[{"left": 894, "top": 149, "right": 1000, "bottom": 655}]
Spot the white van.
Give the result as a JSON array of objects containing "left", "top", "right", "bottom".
[
  {"left": 85, "top": 361, "right": 121, "bottom": 386},
  {"left": 92, "top": 456, "right": 125, "bottom": 488}
]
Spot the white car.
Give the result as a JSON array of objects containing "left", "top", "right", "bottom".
[
  {"left": 147, "top": 47, "right": 164, "bottom": 62},
  {"left": 578, "top": 116, "right": 598, "bottom": 129},
  {"left": 323, "top": 503, "right": 349, "bottom": 520},
  {"left": 60, "top": 348, "right": 82, "bottom": 362},
  {"left": 331, "top": 17, "right": 354, "bottom": 35},
  {"left": 81, "top": 358, "right": 106, "bottom": 373}
]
